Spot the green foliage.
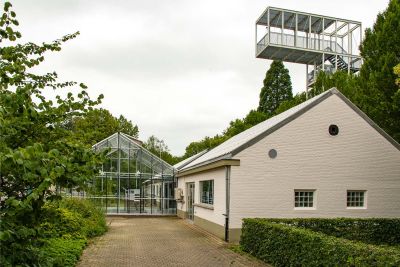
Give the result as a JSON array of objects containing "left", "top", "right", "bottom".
[
  {"left": 1, "top": 198, "right": 106, "bottom": 267},
  {"left": 395, "top": 63, "right": 400, "bottom": 86},
  {"left": 40, "top": 237, "right": 87, "bottom": 267},
  {"left": 254, "top": 218, "right": 400, "bottom": 246},
  {"left": 295, "top": 0, "right": 400, "bottom": 143},
  {"left": 0, "top": 2, "right": 105, "bottom": 266},
  {"left": 274, "top": 91, "right": 308, "bottom": 115},
  {"left": 144, "top": 135, "right": 179, "bottom": 165},
  {"left": 240, "top": 218, "right": 400, "bottom": 267},
  {"left": 258, "top": 60, "right": 293, "bottom": 115},
  {"left": 273, "top": 0, "right": 400, "bottom": 144},
  {"left": 37, "top": 198, "right": 106, "bottom": 267},
  {"left": 71, "top": 108, "right": 139, "bottom": 147},
  {"left": 224, "top": 110, "right": 269, "bottom": 137},
  {"left": 41, "top": 198, "right": 107, "bottom": 239},
  {"left": 182, "top": 134, "right": 227, "bottom": 159},
  {"left": 182, "top": 109, "right": 268, "bottom": 159},
  {"left": 358, "top": 0, "right": 400, "bottom": 142}
]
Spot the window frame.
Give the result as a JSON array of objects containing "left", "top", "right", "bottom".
[
  {"left": 346, "top": 190, "right": 367, "bottom": 209},
  {"left": 199, "top": 180, "right": 214, "bottom": 205},
  {"left": 294, "top": 190, "right": 316, "bottom": 209}
]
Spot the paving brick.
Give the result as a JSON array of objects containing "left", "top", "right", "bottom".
[{"left": 77, "top": 217, "right": 269, "bottom": 267}]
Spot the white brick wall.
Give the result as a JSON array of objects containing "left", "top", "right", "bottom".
[
  {"left": 177, "top": 167, "right": 226, "bottom": 226},
  {"left": 230, "top": 94, "right": 400, "bottom": 228}
]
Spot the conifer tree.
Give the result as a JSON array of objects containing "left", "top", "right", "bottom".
[{"left": 258, "top": 60, "right": 293, "bottom": 115}]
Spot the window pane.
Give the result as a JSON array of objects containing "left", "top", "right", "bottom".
[
  {"left": 294, "top": 190, "right": 314, "bottom": 208},
  {"left": 347, "top": 191, "right": 365, "bottom": 207},
  {"left": 200, "top": 180, "right": 214, "bottom": 205}
]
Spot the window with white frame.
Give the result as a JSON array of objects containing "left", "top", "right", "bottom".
[
  {"left": 294, "top": 190, "right": 315, "bottom": 208},
  {"left": 347, "top": 191, "right": 365, "bottom": 207},
  {"left": 200, "top": 180, "right": 214, "bottom": 205}
]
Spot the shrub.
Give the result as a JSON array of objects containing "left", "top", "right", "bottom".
[
  {"left": 258, "top": 218, "right": 400, "bottom": 246},
  {"left": 40, "top": 237, "right": 87, "bottom": 267},
  {"left": 240, "top": 218, "right": 400, "bottom": 267},
  {"left": 1, "top": 198, "right": 106, "bottom": 267},
  {"left": 41, "top": 198, "right": 107, "bottom": 238}
]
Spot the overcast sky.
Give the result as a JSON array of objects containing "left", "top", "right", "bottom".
[{"left": 13, "top": 0, "right": 389, "bottom": 156}]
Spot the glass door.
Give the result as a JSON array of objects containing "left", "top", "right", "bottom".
[{"left": 187, "top": 183, "right": 195, "bottom": 221}]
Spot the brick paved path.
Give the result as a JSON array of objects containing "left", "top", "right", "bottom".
[{"left": 77, "top": 217, "right": 269, "bottom": 267}]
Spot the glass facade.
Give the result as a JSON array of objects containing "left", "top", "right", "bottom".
[{"left": 85, "top": 132, "right": 176, "bottom": 215}]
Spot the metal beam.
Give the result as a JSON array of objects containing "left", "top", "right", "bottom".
[
  {"left": 281, "top": 11, "right": 284, "bottom": 45},
  {"left": 337, "top": 24, "right": 360, "bottom": 38},
  {"left": 328, "top": 22, "right": 347, "bottom": 37},
  {"left": 266, "top": 6, "right": 361, "bottom": 25}
]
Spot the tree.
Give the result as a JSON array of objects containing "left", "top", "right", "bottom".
[
  {"left": 393, "top": 63, "right": 400, "bottom": 119},
  {"left": 312, "top": 71, "right": 362, "bottom": 104},
  {"left": 224, "top": 109, "right": 268, "bottom": 137},
  {"left": 277, "top": 1, "right": 400, "bottom": 143},
  {"left": 181, "top": 109, "right": 268, "bottom": 159},
  {"left": 144, "top": 135, "right": 179, "bottom": 165},
  {"left": 358, "top": 0, "right": 400, "bottom": 141},
  {"left": 258, "top": 60, "right": 293, "bottom": 115},
  {"left": 395, "top": 63, "right": 400, "bottom": 86},
  {"left": 71, "top": 108, "right": 139, "bottom": 146},
  {"left": 0, "top": 2, "right": 103, "bottom": 265},
  {"left": 117, "top": 114, "right": 139, "bottom": 137}
]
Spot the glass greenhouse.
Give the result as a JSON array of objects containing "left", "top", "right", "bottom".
[{"left": 86, "top": 132, "right": 176, "bottom": 215}]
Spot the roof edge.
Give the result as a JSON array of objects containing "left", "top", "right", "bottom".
[
  {"left": 174, "top": 149, "right": 209, "bottom": 170},
  {"left": 179, "top": 153, "right": 233, "bottom": 172},
  {"left": 177, "top": 159, "right": 240, "bottom": 177}
]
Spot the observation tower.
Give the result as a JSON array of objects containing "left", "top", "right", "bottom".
[{"left": 256, "top": 7, "right": 362, "bottom": 95}]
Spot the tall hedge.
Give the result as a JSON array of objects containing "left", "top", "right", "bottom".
[
  {"left": 240, "top": 218, "right": 400, "bottom": 267},
  {"left": 260, "top": 218, "right": 400, "bottom": 246}
]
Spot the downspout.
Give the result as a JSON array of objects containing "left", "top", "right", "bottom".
[{"left": 224, "top": 165, "right": 231, "bottom": 242}]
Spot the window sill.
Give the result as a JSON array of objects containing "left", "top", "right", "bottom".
[
  {"left": 194, "top": 203, "right": 214, "bottom": 210},
  {"left": 294, "top": 207, "right": 316, "bottom": 210},
  {"left": 346, "top": 207, "right": 367, "bottom": 210}
]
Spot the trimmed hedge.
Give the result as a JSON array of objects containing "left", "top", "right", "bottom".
[
  {"left": 240, "top": 218, "right": 400, "bottom": 267},
  {"left": 260, "top": 218, "right": 400, "bottom": 246}
]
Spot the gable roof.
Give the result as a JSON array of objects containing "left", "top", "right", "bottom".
[{"left": 178, "top": 88, "right": 400, "bottom": 173}]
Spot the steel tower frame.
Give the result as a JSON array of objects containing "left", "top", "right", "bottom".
[{"left": 256, "top": 7, "right": 362, "bottom": 97}]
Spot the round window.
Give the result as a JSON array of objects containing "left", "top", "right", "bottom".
[
  {"left": 268, "top": 149, "right": 277, "bottom": 159},
  {"left": 329, "top": 124, "right": 339, "bottom": 136}
]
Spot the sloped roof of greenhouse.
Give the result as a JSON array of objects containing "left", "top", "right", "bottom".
[{"left": 92, "top": 132, "right": 174, "bottom": 175}]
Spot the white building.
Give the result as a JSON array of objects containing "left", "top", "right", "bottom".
[{"left": 175, "top": 88, "right": 400, "bottom": 242}]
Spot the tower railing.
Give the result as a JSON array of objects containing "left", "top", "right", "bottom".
[{"left": 257, "top": 32, "right": 348, "bottom": 56}]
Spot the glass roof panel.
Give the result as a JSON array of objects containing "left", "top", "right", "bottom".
[{"left": 93, "top": 132, "right": 175, "bottom": 175}]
